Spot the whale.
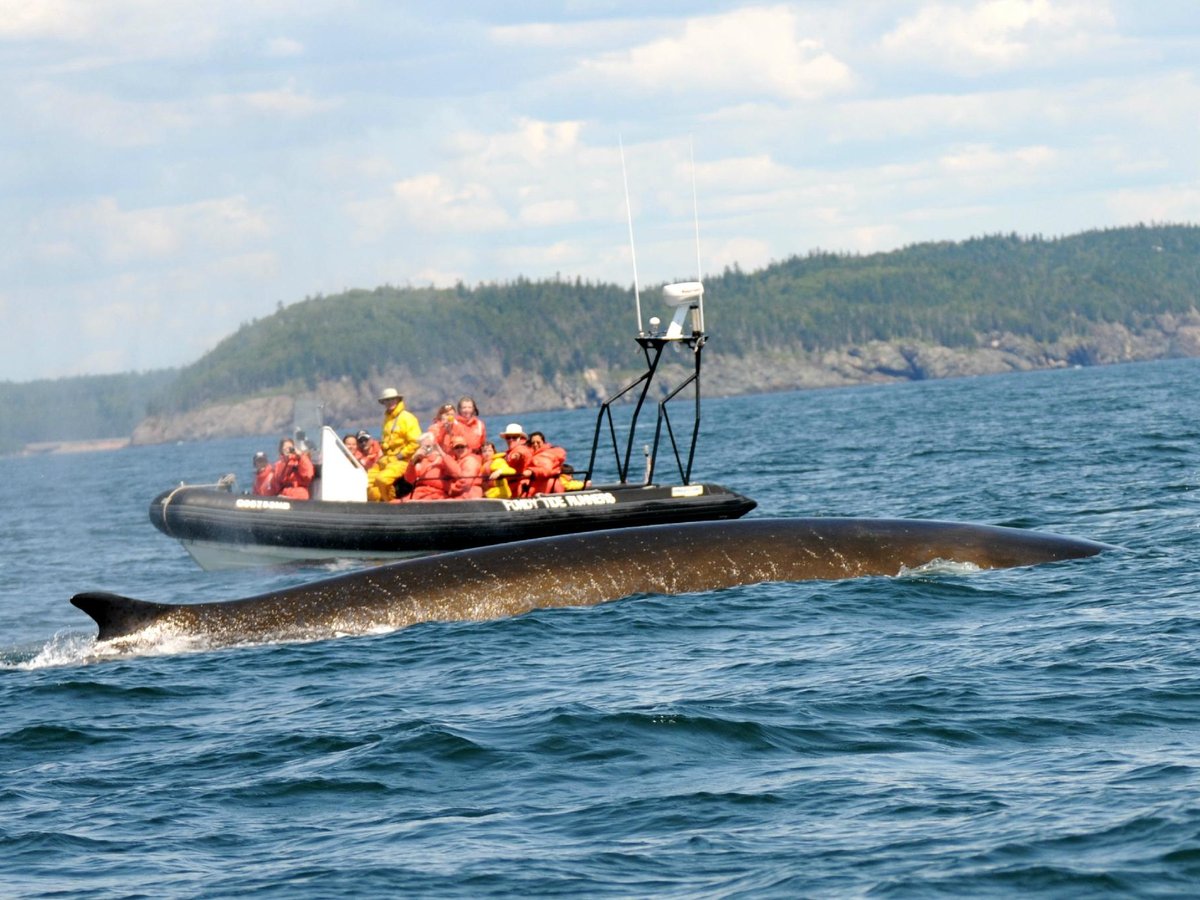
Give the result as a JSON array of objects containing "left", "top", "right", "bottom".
[{"left": 71, "top": 517, "right": 1112, "bottom": 650}]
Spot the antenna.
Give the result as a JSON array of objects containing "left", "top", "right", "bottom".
[
  {"left": 620, "top": 136, "right": 643, "bottom": 334},
  {"left": 689, "top": 138, "right": 705, "bottom": 334}
]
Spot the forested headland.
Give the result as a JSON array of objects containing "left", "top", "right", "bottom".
[{"left": 3, "top": 223, "right": 1199, "bottom": 453}]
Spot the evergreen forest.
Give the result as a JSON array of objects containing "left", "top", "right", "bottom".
[{"left": 3, "top": 223, "right": 1198, "bottom": 453}]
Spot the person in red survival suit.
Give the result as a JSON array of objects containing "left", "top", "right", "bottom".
[
  {"left": 445, "top": 435, "right": 483, "bottom": 499},
  {"left": 355, "top": 430, "right": 383, "bottom": 470},
  {"left": 499, "top": 423, "right": 534, "bottom": 497},
  {"left": 455, "top": 395, "right": 487, "bottom": 456},
  {"left": 400, "top": 432, "right": 458, "bottom": 501},
  {"left": 252, "top": 451, "right": 277, "bottom": 496},
  {"left": 272, "top": 436, "right": 315, "bottom": 499},
  {"left": 343, "top": 433, "right": 363, "bottom": 465},
  {"left": 522, "top": 431, "right": 567, "bottom": 496},
  {"left": 429, "top": 403, "right": 471, "bottom": 454}
]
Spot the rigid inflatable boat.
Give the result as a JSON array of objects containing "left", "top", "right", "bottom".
[{"left": 149, "top": 280, "right": 757, "bottom": 569}]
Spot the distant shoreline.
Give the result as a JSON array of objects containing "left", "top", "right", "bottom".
[{"left": 19, "top": 438, "right": 131, "bottom": 456}]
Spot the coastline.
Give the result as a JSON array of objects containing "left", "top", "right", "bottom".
[{"left": 18, "top": 437, "right": 132, "bottom": 456}]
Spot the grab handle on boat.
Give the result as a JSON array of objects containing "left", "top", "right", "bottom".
[{"left": 157, "top": 477, "right": 237, "bottom": 538}]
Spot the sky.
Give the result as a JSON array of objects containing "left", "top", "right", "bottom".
[{"left": 2, "top": 1, "right": 1199, "bottom": 383}]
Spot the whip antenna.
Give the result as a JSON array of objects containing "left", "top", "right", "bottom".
[
  {"left": 689, "top": 137, "right": 705, "bottom": 334},
  {"left": 620, "top": 136, "right": 643, "bottom": 333}
]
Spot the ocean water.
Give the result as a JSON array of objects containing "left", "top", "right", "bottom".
[{"left": 2, "top": 358, "right": 1199, "bottom": 897}]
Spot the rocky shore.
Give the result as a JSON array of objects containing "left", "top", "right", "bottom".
[{"left": 128, "top": 315, "right": 1200, "bottom": 446}]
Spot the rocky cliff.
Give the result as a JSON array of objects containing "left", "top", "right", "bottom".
[{"left": 129, "top": 314, "right": 1200, "bottom": 445}]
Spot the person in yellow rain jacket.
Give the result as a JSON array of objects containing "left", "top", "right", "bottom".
[
  {"left": 482, "top": 441, "right": 517, "bottom": 499},
  {"left": 367, "top": 388, "right": 421, "bottom": 501}
]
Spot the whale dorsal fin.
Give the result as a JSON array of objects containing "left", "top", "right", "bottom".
[{"left": 71, "top": 591, "right": 173, "bottom": 642}]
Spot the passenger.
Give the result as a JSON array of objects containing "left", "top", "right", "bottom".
[
  {"left": 252, "top": 451, "right": 277, "bottom": 496},
  {"left": 445, "top": 435, "right": 483, "bottom": 499},
  {"left": 355, "top": 430, "right": 382, "bottom": 470},
  {"left": 482, "top": 441, "right": 516, "bottom": 499},
  {"left": 430, "top": 402, "right": 470, "bottom": 454},
  {"left": 401, "top": 432, "right": 452, "bottom": 501},
  {"left": 523, "top": 431, "right": 567, "bottom": 496},
  {"left": 368, "top": 388, "right": 421, "bottom": 502},
  {"left": 273, "top": 436, "right": 315, "bottom": 500},
  {"left": 556, "top": 464, "right": 588, "bottom": 492},
  {"left": 455, "top": 396, "right": 487, "bottom": 455},
  {"left": 499, "top": 423, "right": 533, "bottom": 497}
]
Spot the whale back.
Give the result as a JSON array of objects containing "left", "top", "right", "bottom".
[{"left": 71, "top": 518, "right": 1112, "bottom": 647}]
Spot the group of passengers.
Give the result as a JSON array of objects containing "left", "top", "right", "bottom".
[
  {"left": 251, "top": 389, "right": 586, "bottom": 502},
  {"left": 251, "top": 437, "right": 315, "bottom": 500}
]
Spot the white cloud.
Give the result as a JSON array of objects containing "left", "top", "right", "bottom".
[
  {"left": 694, "top": 154, "right": 797, "bottom": 194},
  {"left": 937, "top": 142, "right": 1056, "bottom": 178},
  {"left": 79, "top": 296, "right": 151, "bottom": 343},
  {"left": 17, "top": 82, "right": 194, "bottom": 147},
  {"left": 2, "top": 2, "right": 1198, "bottom": 382},
  {"left": 0, "top": 0, "right": 92, "bottom": 41},
  {"left": 880, "top": 0, "right": 1119, "bottom": 74},
  {"left": 0, "top": 0, "right": 337, "bottom": 63},
  {"left": 263, "top": 35, "right": 304, "bottom": 58},
  {"left": 1107, "top": 184, "right": 1200, "bottom": 224},
  {"left": 707, "top": 236, "right": 773, "bottom": 273},
  {"left": 2, "top": 246, "right": 301, "bottom": 378},
  {"left": 30, "top": 196, "right": 272, "bottom": 266},
  {"left": 219, "top": 81, "right": 339, "bottom": 117},
  {"left": 575, "top": 5, "right": 853, "bottom": 101},
  {"left": 17, "top": 79, "right": 336, "bottom": 147},
  {"left": 0, "top": 0, "right": 222, "bottom": 60},
  {"left": 489, "top": 18, "right": 643, "bottom": 50},
  {"left": 842, "top": 224, "right": 909, "bottom": 254},
  {"left": 389, "top": 174, "right": 511, "bottom": 231},
  {"left": 496, "top": 239, "right": 590, "bottom": 273},
  {"left": 215, "top": 251, "right": 281, "bottom": 279},
  {"left": 450, "top": 118, "right": 585, "bottom": 165},
  {"left": 409, "top": 266, "right": 467, "bottom": 287},
  {"left": 518, "top": 198, "right": 580, "bottom": 227},
  {"left": 345, "top": 118, "right": 596, "bottom": 238}
]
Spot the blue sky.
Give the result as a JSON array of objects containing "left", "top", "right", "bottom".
[{"left": 3, "top": 1, "right": 1198, "bottom": 382}]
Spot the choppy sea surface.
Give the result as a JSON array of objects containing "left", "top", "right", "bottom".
[{"left": 2, "top": 358, "right": 1199, "bottom": 897}]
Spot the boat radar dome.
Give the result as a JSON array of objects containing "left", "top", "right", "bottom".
[
  {"left": 663, "top": 281, "right": 703, "bottom": 307},
  {"left": 661, "top": 281, "right": 704, "bottom": 339}
]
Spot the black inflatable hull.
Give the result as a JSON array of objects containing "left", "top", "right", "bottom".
[{"left": 149, "top": 483, "right": 758, "bottom": 569}]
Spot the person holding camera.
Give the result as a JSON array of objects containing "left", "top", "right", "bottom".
[
  {"left": 272, "top": 436, "right": 315, "bottom": 500},
  {"left": 400, "top": 432, "right": 456, "bottom": 501},
  {"left": 429, "top": 402, "right": 470, "bottom": 454}
]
